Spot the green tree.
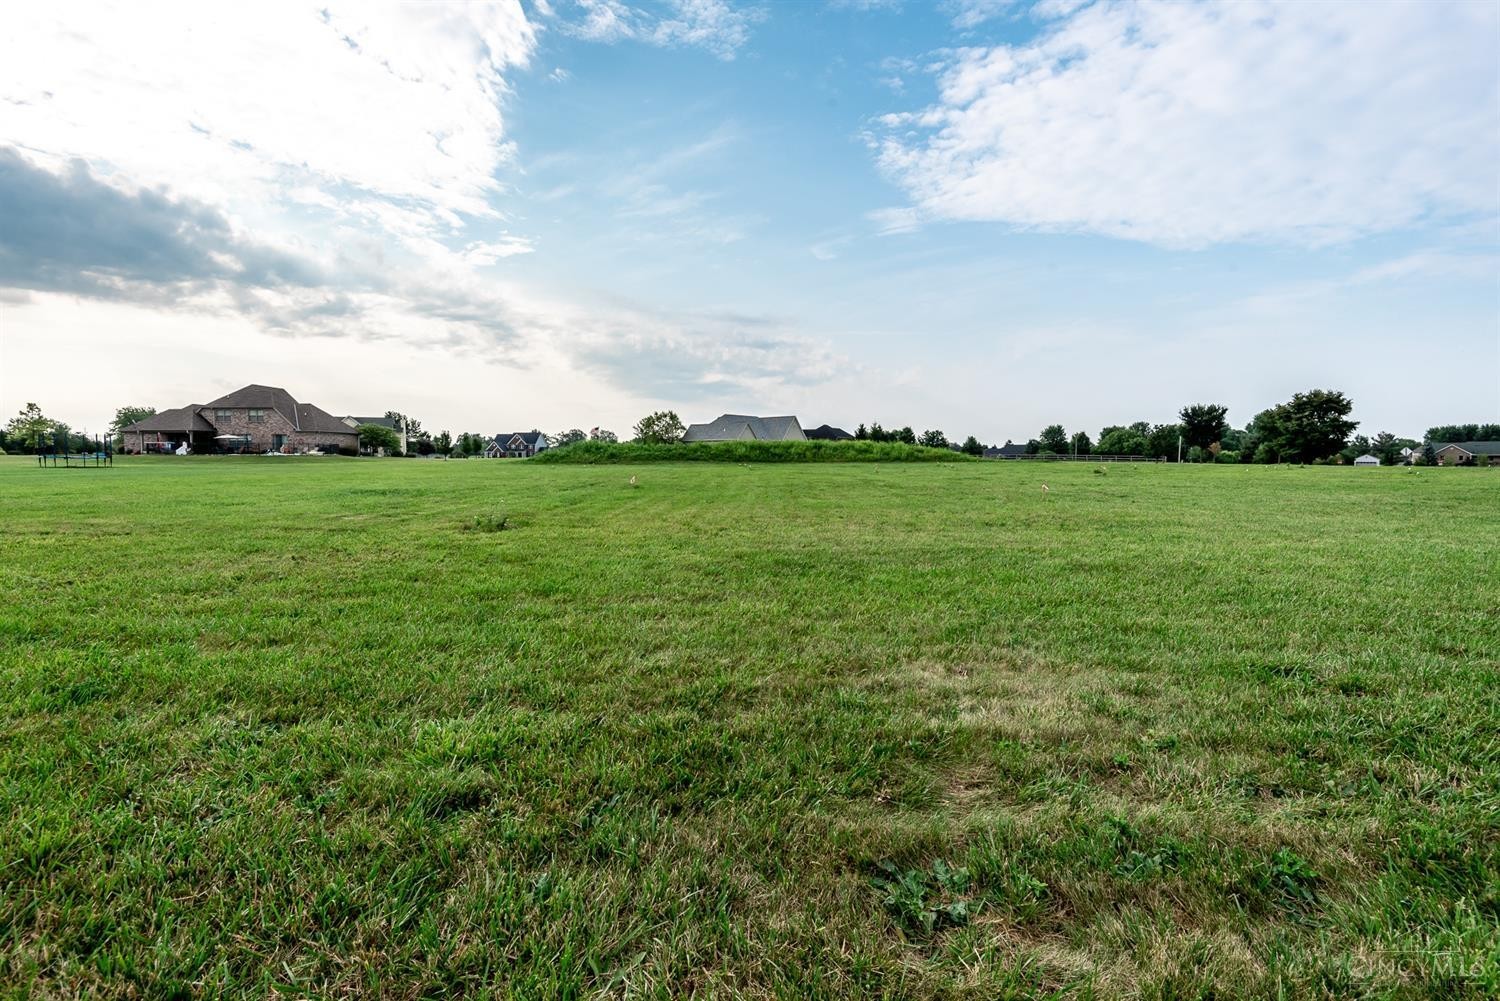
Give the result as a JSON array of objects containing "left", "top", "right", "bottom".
[
  {"left": 590, "top": 428, "right": 618, "bottom": 443},
  {"left": 1071, "top": 431, "right": 1092, "bottom": 456},
  {"left": 855, "top": 423, "right": 868, "bottom": 440},
  {"left": 553, "top": 429, "right": 587, "bottom": 447},
  {"left": 1370, "top": 433, "right": 1416, "bottom": 466},
  {"left": 6, "top": 403, "right": 56, "bottom": 449},
  {"left": 961, "top": 435, "right": 983, "bottom": 456},
  {"left": 1259, "top": 389, "right": 1358, "bottom": 463},
  {"left": 633, "top": 411, "right": 685, "bottom": 444},
  {"left": 1425, "top": 423, "right": 1500, "bottom": 444},
  {"left": 1421, "top": 442, "right": 1437, "bottom": 465},
  {"left": 109, "top": 405, "right": 156, "bottom": 443},
  {"left": 1145, "top": 423, "right": 1182, "bottom": 460},
  {"left": 894, "top": 426, "right": 917, "bottom": 445},
  {"left": 1038, "top": 424, "right": 1068, "bottom": 454},
  {"left": 918, "top": 429, "right": 949, "bottom": 449},
  {"left": 359, "top": 423, "right": 401, "bottom": 453},
  {"left": 384, "top": 411, "right": 422, "bottom": 437},
  {"left": 434, "top": 430, "right": 452, "bottom": 454},
  {"left": 1097, "top": 427, "right": 1147, "bottom": 456},
  {"left": 1179, "top": 403, "right": 1229, "bottom": 452}
]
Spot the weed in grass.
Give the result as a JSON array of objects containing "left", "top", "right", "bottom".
[
  {"left": 1257, "top": 847, "right": 1321, "bottom": 911},
  {"left": 871, "top": 859, "right": 978, "bottom": 936},
  {"left": 459, "top": 512, "right": 509, "bottom": 532}
]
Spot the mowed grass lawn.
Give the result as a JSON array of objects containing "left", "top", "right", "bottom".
[{"left": 1, "top": 456, "right": 1496, "bottom": 999}]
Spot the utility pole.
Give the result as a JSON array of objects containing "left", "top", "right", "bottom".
[{"left": 1177, "top": 433, "right": 1183, "bottom": 464}]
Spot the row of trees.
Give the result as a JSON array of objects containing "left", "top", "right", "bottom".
[
  {"left": 1028, "top": 390, "right": 1377, "bottom": 464},
  {"left": 7, "top": 397, "right": 1493, "bottom": 465},
  {"left": 0, "top": 402, "right": 117, "bottom": 454}
]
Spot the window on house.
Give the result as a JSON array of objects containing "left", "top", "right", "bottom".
[
  {"left": 248, "top": 409, "right": 266, "bottom": 423},
  {"left": 215, "top": 409, "right": 232, "bottom": 421}
]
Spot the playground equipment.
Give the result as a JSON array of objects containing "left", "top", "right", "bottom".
[{"left": 35, "top": 429, "right": 113, "bottom": 468}]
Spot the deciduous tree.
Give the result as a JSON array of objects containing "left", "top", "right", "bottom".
[
  {"left": 6, "top": 403, "right": 55, "bottom": 449},
  {"left": 358, "top": 424, "right": 400, "bottom": 453},
  {"left": 109, "top": 405, "right": 156, "bottom": 443},
  {"left": 1259, "top": 389, "right": 1358, "bottom": 463},
  {"left": 633, "top": 411, "right": 685, "bottom": 444},
  {"left": 1179, "top": 403, "right": 1229, "bottom": 451},
  {"left": 1097, "top": 427, "right": 1147, "bottom": 456}
]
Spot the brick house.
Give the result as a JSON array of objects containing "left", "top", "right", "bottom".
[
  {"left": 1433, "top": 441, "right": 1500, "bottom": 466},
  {"left": 120, "top": 384, "right": 360, "bottom": 454}
]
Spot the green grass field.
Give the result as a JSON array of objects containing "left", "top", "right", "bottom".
[{"left": 2, "top": 456, "right": 1496, "bottom": 998}]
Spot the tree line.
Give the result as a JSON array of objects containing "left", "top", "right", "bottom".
[
  {"left": 1014, "top": 390, "right": 1457, "bottom": 465},
  {"left": 3, "top": 395, "right": 1493, "bottom": 464}
]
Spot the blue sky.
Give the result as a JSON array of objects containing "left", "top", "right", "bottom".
[{"left": 1, "top": 0, "right": 1496, "bottom": 442}]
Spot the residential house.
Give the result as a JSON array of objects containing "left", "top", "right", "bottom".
[
  {"left": 343, "top": 415, "right": 408, "bottom": 453},
  {"left": 983, "top": 442, "right": 1029, "bottom": 459},
  {"left": 485, "top": 431, "right": 549, "bottom": 458},
  {"left": 1433, "top": 441, "right": 1500, "bottom": 466},
  {"left": 1353, "top": 454, "right": 1380, "bottom": 467},
  {"left": 804, "top": 424, "right": 854, "bottom": 441},
  {"left": 681, "top": 414, "right": 806, "bottom": 442},
  {"left": 120, "top": 384, "right": 359, "bottom": 454}
]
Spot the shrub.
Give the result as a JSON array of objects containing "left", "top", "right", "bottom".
[
  {"left": 1216, "top": 450, "right": 1240, "bottom": 463},
  {"left": 533, "top": 439, "right": 974, "bottom": 464}
]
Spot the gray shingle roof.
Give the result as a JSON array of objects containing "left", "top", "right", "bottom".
[
  {"left": 122, "top": 406, "right": 214, "bottom": 433},
  {"left": 804, "top": 424, "right": 853, "bottom": 440},
  {"left": 204, "top": 384, "right": 304, "bottom": 428},
  {"left": 1438, "top": 441, "right": 1500, "bottom": 456},
  {"left": 296, "top": 404, "right": 358, "bottom": 435},
  {"left": 489, "top": 432, "right": 546, "bottom": 448},
  {"left": 682, "top": 414, "right": 805, "bottom": 442}
]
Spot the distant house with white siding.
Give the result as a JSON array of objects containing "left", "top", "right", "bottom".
[{"left": 1353, "top": 454, "right": 1380, "bottom": 467}]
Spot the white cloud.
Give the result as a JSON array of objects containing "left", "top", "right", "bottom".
[
  {"left": 462, "top": 237, "right": 537, "bottom": 265},
  {"left": 0, "top": 2, "right": 536, "bottom": 227},
  {"left": 945, "top": 0, "right": 1016, "bottom": 30},
  {"left": 878, "top": 0, "right": 1500, "bottom": 247},
  {"left": 568, "top": 0, "right": 760, "bottom": 60}
]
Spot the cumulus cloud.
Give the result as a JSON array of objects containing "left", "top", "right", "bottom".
[
  {"left": 0, "top": 147, "right": 830, "bottom": 395},
  {"left": 568, "top": 0, "right": 761, "bottom": 60},
  {"left": 0, "top": 148, "right": 324, "bottom": 300},
  {"left": 0, "top": 1, "right": 845, "bottom": 403},
  {"left": 0, "top": 2, "right": 535, "bottom": 231},
  {"left": 877, "top": 0, "right": 1500, "bottom": 247}
]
